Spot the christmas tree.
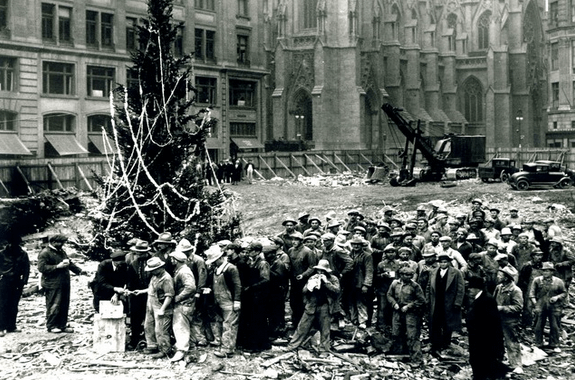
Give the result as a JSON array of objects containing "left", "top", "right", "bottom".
[{"left": 91, "top": 0, "right": 240, "bottom": 257}]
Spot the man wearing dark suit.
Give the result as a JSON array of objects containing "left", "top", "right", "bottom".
[
  {"left": 427, "top": 253, "right": 465, "bottom": 356},
  {"left": 92, "top": 249, "right": 130, "bottom": 312}
]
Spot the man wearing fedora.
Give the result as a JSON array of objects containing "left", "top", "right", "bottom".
[
  {"left": 494, "top": 266, "right": 523, "bottom": 372},
  {"left": 530, "top": 262, "right": 567, "bottom": 351},
  {"left": 547, "top": 237, "right": 575, "bottom": 291},
  {"left": 169, "top": 250, "right": 196, "bottom": 362},
  {"left": 91, "top": 249, "right": 130, "bottom": 313},
  {"left": 205, "top": 245, "right": 242, "bottom": 358},
  {"left": 152, "top": 232, "right": 178, "bottom": 275},
  {"left": 277, "top": 218, "right": 297, "bottom": 253},
  {"left": 427, "top": 253, "right": 464, "bottom": 357},
  {"left": 286, "top": 259, "right": 340, "bottom": 354},
  {"left": 133, "top": 256, "right": 174, "bottom": 358},
  {"left": 126, "top": 240, "right": 152, "bottom": 350},
  {"left": 38, "top": 234, "right": 87, "bottom": 333},
  {"left": 295, "top": 212, "right": 311, "bottom": 234},
  {"left": 344, "top": 209, "right": 366, "bottom": 233}
]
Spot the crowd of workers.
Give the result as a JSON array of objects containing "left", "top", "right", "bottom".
[{"left": 0, "top": 198, "right": 572, "bottom": 379}]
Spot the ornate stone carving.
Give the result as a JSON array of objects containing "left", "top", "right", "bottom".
[{"left": 291, "top": 51, "right": 315, "bottom": 91}]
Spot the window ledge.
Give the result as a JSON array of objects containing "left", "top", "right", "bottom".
[
  {"left": 41, "top": 94, "right": 79, "bottom": 99},
  {"left": 86, "top": 96, "right": 111, "bottom": 101},
  {"left": 236, "top": 15, "right": 251, "bottom": 21}
]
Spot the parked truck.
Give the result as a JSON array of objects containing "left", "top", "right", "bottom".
[
  {"left": 478, "top": 157, "right": 519, "bottom": 183},
  {"left": 381, "top": 103, "right": 486, "bottom": 186}
]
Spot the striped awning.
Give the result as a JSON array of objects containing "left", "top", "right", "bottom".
[{"left": 0, "top": 134, "right": 32, "bottom": 155}]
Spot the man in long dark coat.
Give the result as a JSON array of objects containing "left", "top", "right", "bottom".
[
  {"left": 467, "top": 276, "right": 510, "bottom": 380},
  {"left": 126, "top": 240, "right": 153, "bottom": 349},
  {"left": 38, "top": 234, "right": 86, "bottom": 333},
  {"left": 91, "top": 249, "right": 130, "bottom": 312},
  {"left": 427, "top": 253, "right": 464, "bottom": 356},
  {"left": 0, "top": 234, "right": 30, "bottom": 336}
]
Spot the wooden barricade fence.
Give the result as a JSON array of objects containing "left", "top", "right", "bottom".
[{"left": 0, "top": 147, "right": 573, "bottom": 196}]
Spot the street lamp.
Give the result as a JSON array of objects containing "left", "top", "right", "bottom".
[{"left": 515, "top": 110, "right": 524, "bottom": 149}]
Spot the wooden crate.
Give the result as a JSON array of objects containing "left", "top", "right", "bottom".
[{"left": 93, "top": 313, "right": 126, "bottom": 354}]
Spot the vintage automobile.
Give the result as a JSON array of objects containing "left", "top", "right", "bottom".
[
  {"left": 478, "top": 157, "right": 519, "bottom": 182},
  {"left": 508, "top": 160, "right": 572, "bottom": 190}
]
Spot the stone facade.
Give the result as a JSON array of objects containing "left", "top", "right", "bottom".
[
  {"left": 264, "top": 0, "right": 549, "bottom": 150},
  {"left": 0, "top": 0, "right": 268, "bottom": 160}
]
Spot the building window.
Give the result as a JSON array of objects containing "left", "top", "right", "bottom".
[
  {"left": 195, "top": 77, "right": 217, "bottom": 105},
  {"left": 572, "top": 120, "right": 575, "bottom": 129},
  {"left": 0, "top": 0, "right": 7, "bottom": 30},
  {"left": 238, "top": 0, "right": 248, "bottom": 16},
  {"left": 174, "top": 27, "right": 184, "bottom": 57},
  {"left": 126, "top": 17, "right": 137, "bottom": 51},
  {"left": 42, "top": 3, "right": 55, "bottom": 41},
  {"left": 42, "top": 61, "right": 74, "bottom": 95},
  {"left": 44, "top": 113, "right": 74, "bottom": 132},
  {"left": 550, "top": 1, "right": 559, "bottom": 27},
  {"left": 86, "top": 10, "right": 114, "bottom": 48},
  {"left": 552, "top": 82, "right": 559, "bottom": 107},
  {"left": 87, "top": 66, "right": 115, "bottom": 97},
  {"left": 446, "top": 13, "right": 457, "bottom": 51},
  {"left": 552, "top": 43, "right": 559, "bottom": 71},
  {"left": 127, "top": 67, "right": 138, "bottom": 89},
  {"left": 195, "top": 29, "right": 216, "bottom": 61},
  {"left": 553, "top": 121, "right": 558, "bottom": 129},
  {"left": 58, "top": 7, "right": 72, "bottom": 43},
  {"left": 478, "top": 11, "right": 490, "bottom": 50},
  {"left": 101, "top": 13, "right": 114, "bottom": 47},
  {"left": 0, "top": 110, "right": 15, "bottom": 131},
  {"left": 0, "top": 57, "right": 15, "bottom": 91},
  {"left": 195, "top": 0, "right": 215, "bottom": 11},
  {"left": 230, "top": 122, "right": 256, "bottom": 136},
  {"left": 229, "top": 79, "right": 255, "bottom": 107},
  {"left": 88, "top": 114, "right": 112, "bottom": 134},
  {"left": 462, "top": 77, "right": 483, "bottom": 122},
  {"left": 237, "top": 34, "right": 249, "bottom": 64},
  {"left": 302, "top": 0, "right": 317, "bottom": 29}
]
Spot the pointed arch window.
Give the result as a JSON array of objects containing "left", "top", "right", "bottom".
[
  {"left": 446, "top": 13, "right": 457, "bottom": 51},
  {"left": 302, "top": 0, "right": 317, "bottom": 29},
  {"left": 463, "top": 77, "right": 483, "bottom": 122},
  {"left": 478, "top": 11, "right": 491, "bottom": 50}
]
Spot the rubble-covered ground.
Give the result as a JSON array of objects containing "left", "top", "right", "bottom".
[{"left": 2, "top": 175, "right": 575, "bottom": 380}]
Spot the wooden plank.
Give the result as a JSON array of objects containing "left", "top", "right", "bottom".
[
  {"left": 261, "top": 352, "right": 295, "bottom": 367},
  {"left": 15, "top": 166, "right": 34, "bottom": 195},
  {"left": 346, "top": 153, "right": 365, "bottom": 171},
  {"left": 258, "top": 155, "right": 278, "bottom": 177},
  {"left": 290, "top": 154, "right": 311, "bottom": 176},
  {"left": 75, "top": 163, "right": 94, "bottom": 192},
  {"left": 334, "top": 153, "right": 353, "bottom": 172},
  {"left": 47, "top": 162, "right": 64, "bottom": 189},
  {"left": 383, "top": 154, "right": 399, "bottom": 169},
  {"left": 304, "top": 154, "right": 325, "bottom": 174},
  {"left": 360, "top": 153, "right": 374, "bottom": 166},
  {"left": 319, "top": 154, "right": 340, "bottom": 173},
  {"left": 275, "top": 156, "right": 297, "bottom": 179},
  {"left": 0, "top": 176, "right": 9, "bottom": 195}
]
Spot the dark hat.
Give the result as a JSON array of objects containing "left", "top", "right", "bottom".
[
  {"left": 110, "top": 249, "right": 126, "bottom": 261},
  {"left": 499, "top": 266, "right": 517, "bottom": 280},
  {"left": 49, "top": 234, "right": 68, "bottom": 243},
  {"left": 437, "top": 253, "right": 451, "bottom": 262},
  {"left": 282, "top": 218, "right": 298, "bottom": 226},
  {"left": 249, "top": 241, "right": 263, "bottom": 252},
  {"left": 298, "top": 212, "right": 310, "bottom": 220},
  {"left": 467, "top": 276, "right": 485, "bottom": 289},
  {"left": 130, "top": 240, "right": 152, "bottom": 252}
]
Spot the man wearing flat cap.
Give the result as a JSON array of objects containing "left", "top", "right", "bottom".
[
  {"left": 91, "top": 249, "right": 130, "bottom": 313},
  {"left": 38, "top": 234, "right": 87, "bottom": 333},
  {"left": 133, "top": 256, "right": 174, "bottom": 359}
]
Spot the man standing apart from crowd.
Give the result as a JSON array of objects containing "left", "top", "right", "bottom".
[
  {"left": 169, "top": 251, "right": 196, "bottom": 362},
  {"left": 427, "top": 253, "right": 464, "bottom": 356},
  {"left": 494, "top": 266, "right": 523, "bottom": 372},
  {"left": 530, "top": 262, "right": 566, "bottom": 351},
  {"left": 0, "top": 234, "right": 30, "bottom": 336},
  {"left": 134, "top": 257, "right": 174, "bottom": 359},
  {"left": 38, "top": 234, "right": 87, "bottom": 333}
]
